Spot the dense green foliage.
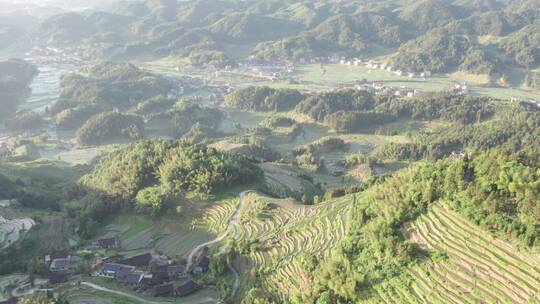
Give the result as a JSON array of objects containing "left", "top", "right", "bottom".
[
  {"left": 296, "top": 89, "right": 375, "bottom": 121},
  {"left": 5, "top": 111, "right": 46, "bottom": 131},
  {"left": 132, "top": 95, "right": 176, "bottom": 115},
  {"left": 0, "top": 59, "right": 38, "bottom": 120},
  {"left": 225, "top": 86, "right": 304, "bottom": 112},
  {"left": 500, "top": 22, "right": 540, "bottom": 68},
  {"left": 373, "top": 97, "right": 540, "bottom": 160},
  {"left": 375, "top": 92, "right": 495, "bottom": 123},
  {"left": 391, "top": 28, "right": 497, "bottom": 74},
  {"left": 306, "top": 148, "right": 540, "bottom": 303},
  {"left": 169, "top": 101, "right": 224, "bottom": 137},
  {"left": 159, "top": 143, "right": 261, "bottom": 195},
  {"left": 55, "top": 104, "right": 106, "bottom": 130},
  {"left": 325, "top": 111, "right": 396, "bottom": 133},
  {"left": 525, "top": 72, "right": 540, "bottom": 90},
  {"left": 75, "top": 112, "right": 144, "bottom": 145},
  {"left": 52, "top": 62, "right": 172, "bottom": 128},
  {"left": 81, "top": 140, "right": 262, "bottom": 205}
]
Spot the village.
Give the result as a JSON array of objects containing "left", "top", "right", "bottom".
[
  {"left": 0, "top": 236, "right": 213, "bottom": 304},
  {"left": 44, "top": 237, "right": 212, "bottom": 299}
]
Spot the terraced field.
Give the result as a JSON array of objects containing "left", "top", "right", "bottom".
[
  {"left": 370, "top": 204, "right": 540, "bottom": 304},
  {"left": 192, "top": 198, "right": 238, "bottom": 235},
  {"left": 0, "top": 216, "right": 35, "bottom": 249},
  {"left": 234, "top": 193, "right": 350, "bottom": 298}
]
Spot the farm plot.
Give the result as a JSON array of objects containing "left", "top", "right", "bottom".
[
  {"left": 234, "top": 193, "right": 350, "bottom": 299},
  {"left": 193, "top": 198, "right": 238, "bottom": 235},
  {"left": 380, "top": 204, "right": 540, "bottom": 304},
  {"left": 0, "top": 216, "right": 35, "bottom": 249},
  {"left": 116, "top": 199, "right": 238, "bottom": 258},
  {"left": 0, "top": 274, "right": 28, "bottom": 302}
]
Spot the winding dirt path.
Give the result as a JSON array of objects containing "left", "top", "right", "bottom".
[{"left": 186, "top": 190, "right": 252, "bottom": 299}]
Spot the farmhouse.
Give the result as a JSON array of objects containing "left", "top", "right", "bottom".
[
  {"left": 150, "top": 271, "right": 170, "bottom": 284},
  {"left": 49, "top": 272, "right": 67, "bottom": 285},
  {"left": 97, "top": 237, "right": 118, "bottom": 249},
  {"left": 117, "top": 271, "right": 144, "bottom": 286},
  {"left": 99, "top": 263, "right": 135, "bottom": 278},
  {"left": 118, "top": 253, "right": 153, "bottom": 267},
  {"left": 44, "top": 251, "right": 69, "bottom": 265},
  {"left": 167, "top": 265, "right": 187, "bottom": 278},
  {"left": 151, "top": 283, "right": 174, "bottom": 297},
  {"left": 176, "top": 280, "right": 200, "bottom": 297},
  {"left": 193, "top": 256, "right": 210, "bottom": 274},
  {"left": 140, "top": 274, "right": 161, "bottom": 287},
  {"left": 49, "top": 256, "right": 81, "bottom": 272}
]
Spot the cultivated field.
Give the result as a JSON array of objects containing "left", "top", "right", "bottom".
[
  {"left": 233, "top": 193, "right": 350, "bottom": 299},
  {"left": 142, "top": 58, "right": 540, "bottom": 101},
  {"left": 369, "top": 204, "right": 540, "bottom": 304},
  {"left": 0, "top": 274, "right": 28, "bottom": 302},
  {"left": 0, "top": 216, "right": 35, "bottom": 249}
]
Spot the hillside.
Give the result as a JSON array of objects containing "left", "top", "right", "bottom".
[
  {"left": 0, "top": 59, "right": 38, "bottom": 121},
  {"left": 29, "top": 0, "right": 538, "bottom": 78},
  {"left": 3, "top": 1, "right": 540, "bottom": 303}
]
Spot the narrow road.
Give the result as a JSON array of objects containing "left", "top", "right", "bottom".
[
  {"left": 186, "top": 190, "right": 251, "bottom": 299},
  {"left": 81, "top": 282, "right": 216, "bottom": 304}
]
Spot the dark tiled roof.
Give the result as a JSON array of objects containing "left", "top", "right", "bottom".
[
  {"left": 118, "top": 253, "right": 152, "bottom": 267},
  {"left": 141, "top": 275, "right": 160, "bottom": 287},
  {"left": 50, "top": 272, "right": 67, "bottom": 284},
  {"left": 151, "top": 271, "right": 170, "bottom": 283},
  {"left": 97, "top": 238, "right": 117, "bottom": 248},
  {"left": 175, "top": 280, "right": 200, "bottom": 297},
  {"left": 102, "top": 263, "right": 135, "bottom": 274},
  {"left": 152, "top": 283, "right": 174, "bottom": 297},
  {"left": 118, "top": 271, "right": 143, "bottom": 285},
  {"left": 167, "top": 265, "right": 186, "bottom": 275},
  {"left": 197, "top": 256, "right": 210, "bottom": 271},
  {"left": 49, "top": 250, "right": 69, "bottom": 259},
  {"left": 50, "top": 258, "right": 69, "bottom": 269}
]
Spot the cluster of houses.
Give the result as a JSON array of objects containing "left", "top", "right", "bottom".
[
  {"left": 448, "top": 83, "right": 470, "bottom": 95},
  {"left": 166, "top": 75, "right": 207, "bottom": 100},
  {"left": 510, "top": 96, "right": 540, "bottom": 107},
  {"left": 355, "top": 82, "right": 419, "bottom": 97},
  {"left": 24, "top": 46, "right": 87, "bottom": 68},
  {"left": 42, "top": 237, "right": 211, "bottom": 299},
  {"left": 96, "top": 248, "right": 210, "bottom": 298},
  {"left": 239, "top": 59, "right": 295, "bottom": 80},
  {"left": 340, "top": 58, "right": 432, "bottom": 79}
]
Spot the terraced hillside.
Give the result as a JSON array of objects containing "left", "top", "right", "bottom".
[
  {"left": 233, "top": 193, "right": 350, "bottom": 299},
  {"left": 373, "top": 204, "right": 540, "bottom": 304},
  {"left": 0, "top": 216, "right": 35, "bottom": 249}
]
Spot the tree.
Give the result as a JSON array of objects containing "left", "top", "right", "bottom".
[{"left": 135, "top": 186, "right": 166, "bottom": 216}]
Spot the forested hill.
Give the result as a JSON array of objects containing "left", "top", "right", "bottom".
[
  {"left": 0, "top": 59, "right": 38, "bottom": 121},
  {"left": 35, "top": 0, "right": 540, "bottom": 76}
]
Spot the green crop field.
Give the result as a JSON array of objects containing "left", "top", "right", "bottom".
[
  {"left": 142, "top": 59, "right": 540, "bottom": 101},
  {"left": 368, "top": 204, "right": 540, "bottom": 304}
]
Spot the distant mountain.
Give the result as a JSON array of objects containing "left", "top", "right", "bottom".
[{"left": 29, "top": 0, "right": 540, "bottom": 76}]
